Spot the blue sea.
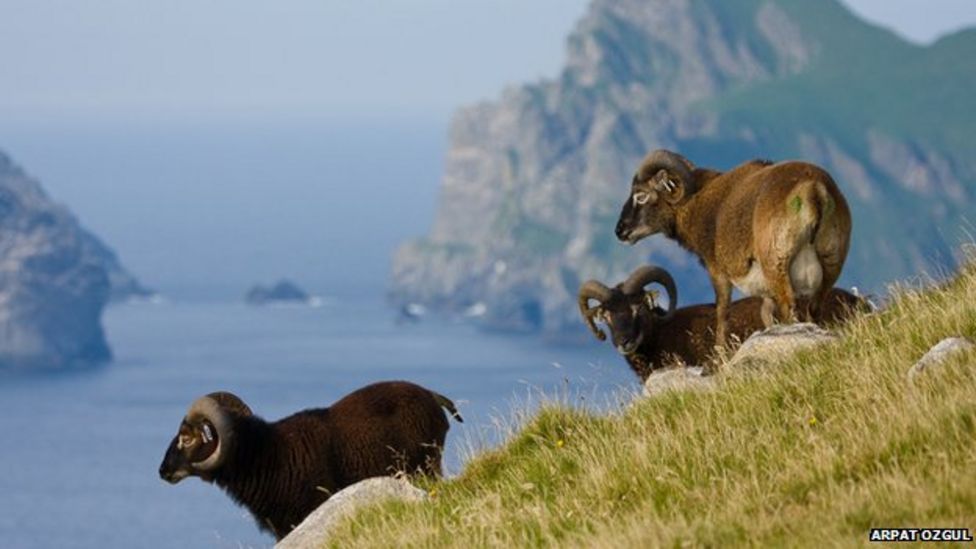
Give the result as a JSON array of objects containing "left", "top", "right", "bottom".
[
  {"left": 0, "top": 293, "right": 636, "bottom": 548},
  {"left": 0, "top": 120, "right": 639, "bottom": 547}
]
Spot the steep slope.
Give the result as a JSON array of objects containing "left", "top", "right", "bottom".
[
  {"left": 391, "top": 0, "right": 975, "bottom": 337},
  {"left": 0, "top": 151, "right": 143, "bottom": 369},
  {"left": 332, "top": 252, "right": 976, "bottom": 547}
]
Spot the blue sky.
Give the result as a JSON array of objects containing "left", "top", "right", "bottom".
[{"left": 0, "top": 0, "right": 973, "bottom": 125}]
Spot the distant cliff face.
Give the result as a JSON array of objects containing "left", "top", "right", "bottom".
[
  {"left": 391, "top": 0, "right": 976, "bottom": 337},
  {"left": 0, "top": 151, "right": 144, "bottom": 370}
]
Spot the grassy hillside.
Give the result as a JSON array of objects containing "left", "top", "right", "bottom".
[{"left": 329, "top": 252, "right": 976, "bottom": 547}]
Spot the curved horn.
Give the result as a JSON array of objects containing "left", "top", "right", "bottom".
[
  {"left": 206, "top": 391, "right": 253, "bottom": 418},
  {"left": 578, "top": 280, "right": 614, "bottom": 341},
  {"left": 638, "top": 149, "right": 695, "bottom": 194},
  {"left": 185, "top": 395, "right": 238, "bottom": 472},
  {"left": 621, "top": 266, "right": 678, "bottom": 321}
]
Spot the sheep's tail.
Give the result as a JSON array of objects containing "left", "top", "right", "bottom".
[
  {"left": 792, "top": 179, "right": 831, "bottom": 244},
  {"left": 431, "top": 391, "right": 463, "bottom": 423}
]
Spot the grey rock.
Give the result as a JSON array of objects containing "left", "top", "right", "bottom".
[
  {"left": 276, "top": 477, "right": 428, "bottom": 549},
  {"left": 642, "top": 366, "right": 714, "bottom": 398},
  {"left": 246, "top": 279, "right": 311, "bottom": 306},
  {"left": 908, "top": 337, "right": 975, "bottom": 381},
  {"left": 728, "top": 323, "right": 837, "bottom": 369},
  {"left": 83, "top": 231, "right": 153, "bottom": 303},
  {"left": 755, "top": 3, "right": 817, "bottom": 74},
  {"left": 0, "top": 150, "right": 142, "bottom": 370},
  {"left": 867, "top": 130, "right": 967, "bottom": 200}
]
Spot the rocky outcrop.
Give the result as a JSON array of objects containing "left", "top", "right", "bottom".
[
  {"left": 907, "top": 337, "right": 974, "bottom": 381},
  {"left": 390, "top": 0, "right": 976, "bottom": 337},
  {"left": 276, "top": 477, "right": 428, "bottom": 548},
  {"left": 727, "top": 323, "right": 837, "bottom": 369},
  {"left": 642, "top": 366, "right": 713, "bottom": 398},
  {"left": 245, "top": 279, "right": 312, "bottom": 306},
  {"left": 81, "top": 231, "right": 152, "bottom": 303},
  {"left": 0, "top": 151, "right": 143, "bottom": 370}
]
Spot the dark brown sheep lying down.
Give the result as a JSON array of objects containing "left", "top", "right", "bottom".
[
  {"left": 579, "top": 265, "right": 867, "bottom": 380},
  {"left": 158, "top": 380, "right": 462, "bottom": 540}
]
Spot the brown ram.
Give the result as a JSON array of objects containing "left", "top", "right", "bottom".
[
  {"left": 614, "top": 150, "right": 852, "bottom": 346},
  {"left": 579, "top": 266, "right": 866, "bottom": 379},
  {"left": 158, "top": 381, "right": 462, "bottom": 540}
]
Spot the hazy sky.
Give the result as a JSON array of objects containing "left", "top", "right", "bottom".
[
  {"left": 1, "top": 1, "right": 974, "bottom": 297},
  {"left": 0, "top": 0, "right": 974, "bottom": 125},
  {"left": 0, "top": 0, "right": 591, "bottom": 125}
]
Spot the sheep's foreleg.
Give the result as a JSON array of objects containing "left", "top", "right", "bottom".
[
  {"left": 711, "top": 275, "right": 733, "bottom": 347},
  {"left": 761, "top": 297, "right": 777, "bottom": 327}
]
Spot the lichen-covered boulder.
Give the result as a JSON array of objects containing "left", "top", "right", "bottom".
[
  {"left": 907, "top": 337, "right": 975, "bottom": 381},
  {"left": 728, "top": 323, "right": 837, "bottom": 369},
  {"left": 642, "top": 366, "right": 714, "bottom": 398},
  {"left": 276, "top": 477, "right": 428, "bottom": 548}
]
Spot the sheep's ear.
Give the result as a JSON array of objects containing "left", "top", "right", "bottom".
[{"left": 655, "top": 170, "right": 687, "bottom": 203}]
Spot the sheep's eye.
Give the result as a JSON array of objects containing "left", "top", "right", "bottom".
[
  {"left": 633, "top": 192, "right": 651, "bottom": 206},
  {"left": 178, "top": 434, "right": 194, "bottom": 449}
]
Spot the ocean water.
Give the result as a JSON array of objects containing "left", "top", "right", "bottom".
[{"left": 0, "top": 296, "right": 637, "bottom": 548}]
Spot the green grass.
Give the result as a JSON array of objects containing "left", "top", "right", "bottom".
[{"left": 326, "top": 252, "right": 976, "bottom": 547}]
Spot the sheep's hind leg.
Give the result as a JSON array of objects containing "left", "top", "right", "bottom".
[
  {"left": 762, "top": 258, "right": 798, "bottom": 325},
  {"left": 774, "top": 284, "right": 797, "bottom": 325},
  {"left": 758, "top": 221, "right": 806, "bottom": 326},
  {"left": 806, "top": 284, "right": 830, "bottom": 325},
  {"left": 813, "top": 247, "right": 846, "bottom": 325}
]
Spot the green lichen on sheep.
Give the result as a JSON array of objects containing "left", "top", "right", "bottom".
[{"left": 790, "top": 195, "right": 803, "bottom": 214}]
